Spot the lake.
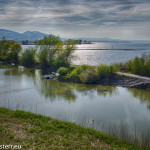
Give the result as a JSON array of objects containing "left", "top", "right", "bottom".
[
  {"left": 22, "top": 41, "right": 150, "bottom": 65},
  {"left": 0, "top": 66, "right": 150, "bottom": 143}
]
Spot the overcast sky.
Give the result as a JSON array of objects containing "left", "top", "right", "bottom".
[{"left": 0, "top": 0, "right": 150, "bottom": 40}]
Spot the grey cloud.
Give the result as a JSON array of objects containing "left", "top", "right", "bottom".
[
  {"left": 63, "top": 16, "right": 89, "bottom": 22},
  {"left": 0, "top": 0, "right": 150, "bottom": 40}
]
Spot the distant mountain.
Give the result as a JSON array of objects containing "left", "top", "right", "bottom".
[
  {"left": 0, "top": 29, "right": 48, "bottom": 41},
  {"left": 1, "top": 29, "right": 150, "bottom": 43}
]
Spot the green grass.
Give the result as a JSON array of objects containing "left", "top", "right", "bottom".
[{"left": 0, "top": 107, "right": 148, "bottom": 150}]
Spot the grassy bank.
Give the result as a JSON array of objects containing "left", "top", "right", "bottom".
[{"left": 0, "top": 107, "right": 147, "bottom": 150}]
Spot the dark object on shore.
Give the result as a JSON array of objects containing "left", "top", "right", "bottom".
[{"left": 43, "top": 72, "right": 59, "bottom": 79}]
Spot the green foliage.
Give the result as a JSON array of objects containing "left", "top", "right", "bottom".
[
  {"left": 22, "top": 47, "right": 37, "bottom": 67},
  {"left": 57, "top": 67, "right": 70, "bottom": 76},
  {"left": 37, "top": 34, "right": 61, "bottom": 45},
  {"left": 0, "top": 40, "right": 22, "bottom": 63},
  {"left": 37, "top": 34, "right": 61, "bottom": 67},
  {"left": 37, "top": 46, "right": 50, "bottom": 67},
  {"left": 96, "top": 64, "right": 117, "bottom": 76},
  {"left": 8, "top": 43, "right": 22, "bottom": 63},
  {"left": 54, "top": 40, "right": 76, "bottom": 68},
  {"left": 67, "top": 64, "right": 117, "bottom": 83},
  {"left": 37, "top": 35, "right": 76, "bottom": 68},
  {"left": 69, "top": 65, "right": 92, "bottom": 81},
  {"left": 123, "top": 54, "right": 150, "bottom": 75},
  {"left": 79, "top": 69, "right": 98, "bottom": 83},
  {"left": 145, "top": 56, "right": 150, "bottom": 74}
]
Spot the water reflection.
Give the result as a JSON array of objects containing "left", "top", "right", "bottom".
[
  {"left": 1, "top": 66, "right": 150, "bottom": 146},
  {"left": 2, "top": 66, "right": 150, "bottom": 107},
  {"left": 34, "top": 70, "right": 118, "bottom": 102},
  {"left": 1, "top": 66, "right": 118, "bottom": 102},
  {"left": 128, "top": 88, "right": 150, "bottom": 110}
]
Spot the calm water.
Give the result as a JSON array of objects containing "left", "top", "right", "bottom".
[
  {"left": 22, "top": 42, "right": 150, "bottom": 65},
  {"left": 0, "top": 66, "right": 150, "bottom": 138}
]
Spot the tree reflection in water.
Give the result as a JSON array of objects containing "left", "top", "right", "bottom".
[
  {"left": 128, "top": 88, "right": 150, "bottom": 110},
  {"left": 4, "top": 66, "right": 150, "bottom": 107},
  {"left": 3, "top": 66, "right": 118, "bottom": 102},
  {"left": 33, "top": 70, "right": 118, "bottom": 102}
]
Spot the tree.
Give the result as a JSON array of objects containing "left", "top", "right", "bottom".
[
  {"left": 9, "top": 43, "right": 22, "bottom": 63},
  {"left": 22, "top": 47, "right": 36, "bottom": 67},
  {"left": 37, "top": 34, "right": 61, "bottom": 67},
  {"left": 54, "top": 39, "right": 76, "bottom": 67},
  {"left": 0, "top": 40, "right": 21, "bottom": 63}
]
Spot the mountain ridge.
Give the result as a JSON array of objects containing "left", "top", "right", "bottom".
[
  {"left": 0, "top": 29, "right": 48, "bottom": 41},
  {"left": 0, "top": 29, "right": 150, "bottom": 43}
]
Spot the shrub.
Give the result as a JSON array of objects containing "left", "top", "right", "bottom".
[
  {"left": 121, "top": 54, "right": 150, "bottom": 76},
  {"left": 69, "top": 65, "right": 93, "bottom": 81},
  {"left": 57, "top": 67, "right": 70, "bottom": 76},
  {"left": 109, "top": 65, "right": 118, "bottom": 73},
  {"left": 145, "top": 56, "right": 150, "bottom": 75},
  {"left": 96, "top": 64, "right": 117, "bottom": 77},
  {"left": 79, "top": 69, "right": 98, "bottom": 83},
  {"left": 22, "top": 47, "right": 36, "bottom": 67}
]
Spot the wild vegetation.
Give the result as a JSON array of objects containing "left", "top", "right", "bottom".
[
  {"left": 0, "top": 35, "right": 76, "bottom": 69},
  {"left": 0, "top": 35, "right": 118, "bottom": 84},
  {"left": 21, "top": 47, "right": 37, "bottom": 67},
  {"left": 36, "top": 35, "right": 76, "bottom": 69},
  {"left": 0, "top": 107, "right": 143, "bottom": 149},
  {"left": 117, "top": 54, "right": 150, "bottom": 76},
  {"left": 1, "top": 35, "right": 150, "bottom": 82},
  {"left": 57, "top": 64, "right": 118, "bottom": 84},
  {"left": 0, "top": 39, "right": 22, "bottom": 64}
]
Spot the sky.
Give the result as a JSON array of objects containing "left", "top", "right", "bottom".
[{"left": 0, "top": 0, "right": 150, "bottom": 40}]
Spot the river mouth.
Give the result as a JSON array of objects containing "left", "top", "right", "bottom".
[{"left": 1, "top": 65, "right": 150, "bottom": 145}]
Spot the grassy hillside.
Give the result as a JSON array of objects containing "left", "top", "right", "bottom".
[{"left": 0, "top": 107, "right": 147, "bottom": 150}]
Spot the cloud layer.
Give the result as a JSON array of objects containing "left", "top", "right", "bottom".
[{"left": 0, "top": 0, "right": 150, "bottom": 40}]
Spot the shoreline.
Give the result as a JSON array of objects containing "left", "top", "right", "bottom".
[
  {"left": 58, "top": 73, "right": 150, "bottom": 89},
  {"left": 1, "top": 63, "right": 150, "bottom": 89}
]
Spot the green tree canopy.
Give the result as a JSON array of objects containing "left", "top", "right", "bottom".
[
  {"left": 37, "top": 34, "right": 61, "bottom": 67},
  {"left": 0, "top": 40, "right": 22, "bottom": 63}
]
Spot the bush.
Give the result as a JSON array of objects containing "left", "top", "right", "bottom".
[
  {"left": 57, "top": 67, "right": 70, "bottom": 76},
  {"left": 22, "top": 47, "right": 36, "bottom": 67},
  {"left": 123, "top": 54, "right": 150, "bottom": 75},
  {"left": 69, "top": 65, "right": 93, "bottom": 81},
  {"left": 79, "top": 69, "right": 98, "bottom": 83},
  {"left": 145, "top": 56, "right": 150, "bottom": 75},
  {"left": 96, "top": 64, "right": 117, "bottom": 76}
]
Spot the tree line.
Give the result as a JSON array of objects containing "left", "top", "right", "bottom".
[{"left": 0, "top": 34, "right": 76, "bottom": 69}]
